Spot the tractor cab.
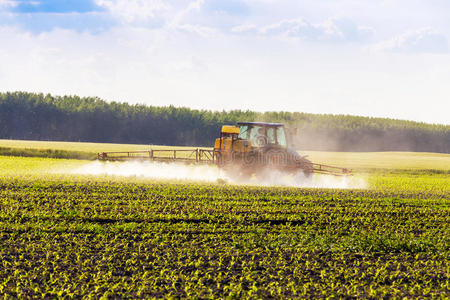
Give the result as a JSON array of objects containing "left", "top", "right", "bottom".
[
  {"left": 236, "top": 122, "right": 287, "bottom": 148},
  {"left": 214, "top": 122, "right": 293, "bottom": 166},
  {"left": 214, "top": 122, "right": 291, "bottom": 154},
  {"left": 214, "top": 122, "right": 309, "bottom": 174}
]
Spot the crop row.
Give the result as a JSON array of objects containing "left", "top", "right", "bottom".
[
  {"left": 1, "top": 231, "right": 448, "bottom": 298},
  {"left": 0, "top": 178, "right": 448, "bottom": 298}
]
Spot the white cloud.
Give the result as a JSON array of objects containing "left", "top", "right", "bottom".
[
  {"left": 185, "top": 0, "right": 204, "bottom": 11},
  {"left": 231, "top": 23, "right": 258, "bottom": 34},
  {"left": 169, "top": 0, "right": 205, "bottom": 27},
  {"left": 0, "top": 0, "right": 15, "bottom": 6},
  {"left": 0, "top": 0, "right": 16, "bottom": 11},
  {"left": 95, "top": 0, "right": 170, "bottom": 23},
  {"left": 176, "top": 23, "right": 216, "bottom": 38},
  {"left": 372, "top": 28, "right": 448, "bottom": 53},
  {"left": 0, "top": 24, "right": 214, "bottom": 105},
  {"left": 164, "top": 56, "right": 207, "bottom": 74},
  {"left": 232, "top": 18, "right": 373, "bottom": 42},
  {"left": 94, "top": 0, "right": 211, "bottom": 38}
]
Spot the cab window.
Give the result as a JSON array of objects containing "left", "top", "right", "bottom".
[
  {"left": 267, "top": 127, "right": 276, "bottom": 144},
  {"left": 238, "top": 125, "right": 249, "bottom": 140},
  {"left": 249, "top": 126, "right": 265, "bottom": 146},
  {"left": 276, "top": 127, "right": 287, "bottom": 147}
]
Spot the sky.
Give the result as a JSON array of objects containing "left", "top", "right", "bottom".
[{"left": 0, "top": 0, "right": 449, "bottom": 125}]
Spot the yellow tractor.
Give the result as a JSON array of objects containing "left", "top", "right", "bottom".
[
  {"left": 212, "top": 122, "right": 350, "bottom": 179},
  {"left": 98, "top": 122, "right": 350, "bottom": 177}
]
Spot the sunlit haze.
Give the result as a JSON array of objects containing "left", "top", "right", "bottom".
[{"left": 1, "top": 0, "right": 449, "bottom": 124}]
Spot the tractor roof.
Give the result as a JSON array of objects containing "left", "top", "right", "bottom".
[{"left": 237, "top": 122, "right": 284, "bottom": 127}]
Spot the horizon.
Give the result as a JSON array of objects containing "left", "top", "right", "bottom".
[{"left": 1, "top": 1, "right": 450, "bottom": 125}]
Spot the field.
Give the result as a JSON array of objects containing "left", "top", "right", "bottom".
[
  {"left": 0, "top": 139, "right": 206, "bottom": 154},
  {"left": 1, "top": 138, "right": 449, "bottom": 171},
  {"left": 0, "top": 140, "right": 449, "bottom": 298}
]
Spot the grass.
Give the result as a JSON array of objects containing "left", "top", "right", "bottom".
[
  {"left": 0, "top": 156, "right": 85, "bottom": 176},
  {"left": 0, "top": 146, "right": 96, "bottom": 160},
  {"left": 0, "top": 139, "right": 206, "bottom": 153},
  {"left": 1, "top": 155, "right": 449, "bottom": 194},
  {"left": 1, "top": 138, "right": 449, "bottom": 171},
  {"left": 304, "top": 151, "right": 450, "bottom": 171}
]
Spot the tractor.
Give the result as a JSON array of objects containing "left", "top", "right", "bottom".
[
  {"left": 213, "top": 122, "right": 316, "bottom": 180},
  {"left": 97, "top": 122, "right": 350, "bottom": 178}
]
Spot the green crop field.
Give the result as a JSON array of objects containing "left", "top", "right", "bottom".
[
  {"left": 1, "top": 138, "right": 449, "bottom": 171},
  {"left": 0, "top": 141, "right": 449, "bottom": 298},
  {"left": 0, "top": 139, "right": 206, "bottom": 154}
]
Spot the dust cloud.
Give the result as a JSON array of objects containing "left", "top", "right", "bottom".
[
  {"left": 70, "top": 160, "right": 222, "bottom": 182},
  {"left": 248, "top": 169, "right": 366, "bottom": 189},
  {"left": 70, "top": 161, "right": 366, "bottom": 189},
  {"left": 289, "top": 124, "right": 421, "bottom": 152}
]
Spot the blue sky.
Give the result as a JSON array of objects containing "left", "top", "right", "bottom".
[
  {"left": 0, "top": 0, "right": 449, "bottom": 124},
  {"left": 11, "top": 0, "right": 103, "bottom": 13}
]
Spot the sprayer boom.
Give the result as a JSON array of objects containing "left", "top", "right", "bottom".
[
  {"left": 311, "top": 163, "right": 351, "bottom": 176},
  {"left": 97, "top": 148, "right": 351, "bottom": 177},
  {"left": 98, "top": 148, "right": 215, "bottom": 164},
  {"left": 98, "top": 122, "right": 352, "bottom": 177}
]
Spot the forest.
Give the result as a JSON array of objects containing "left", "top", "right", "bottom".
[{"left": 0, "top": 92, "right": 448, "bottom": 153}]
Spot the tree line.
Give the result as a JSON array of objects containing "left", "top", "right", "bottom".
[{"left": 0, "top": 92, "right": 448, "bottom": 153}]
